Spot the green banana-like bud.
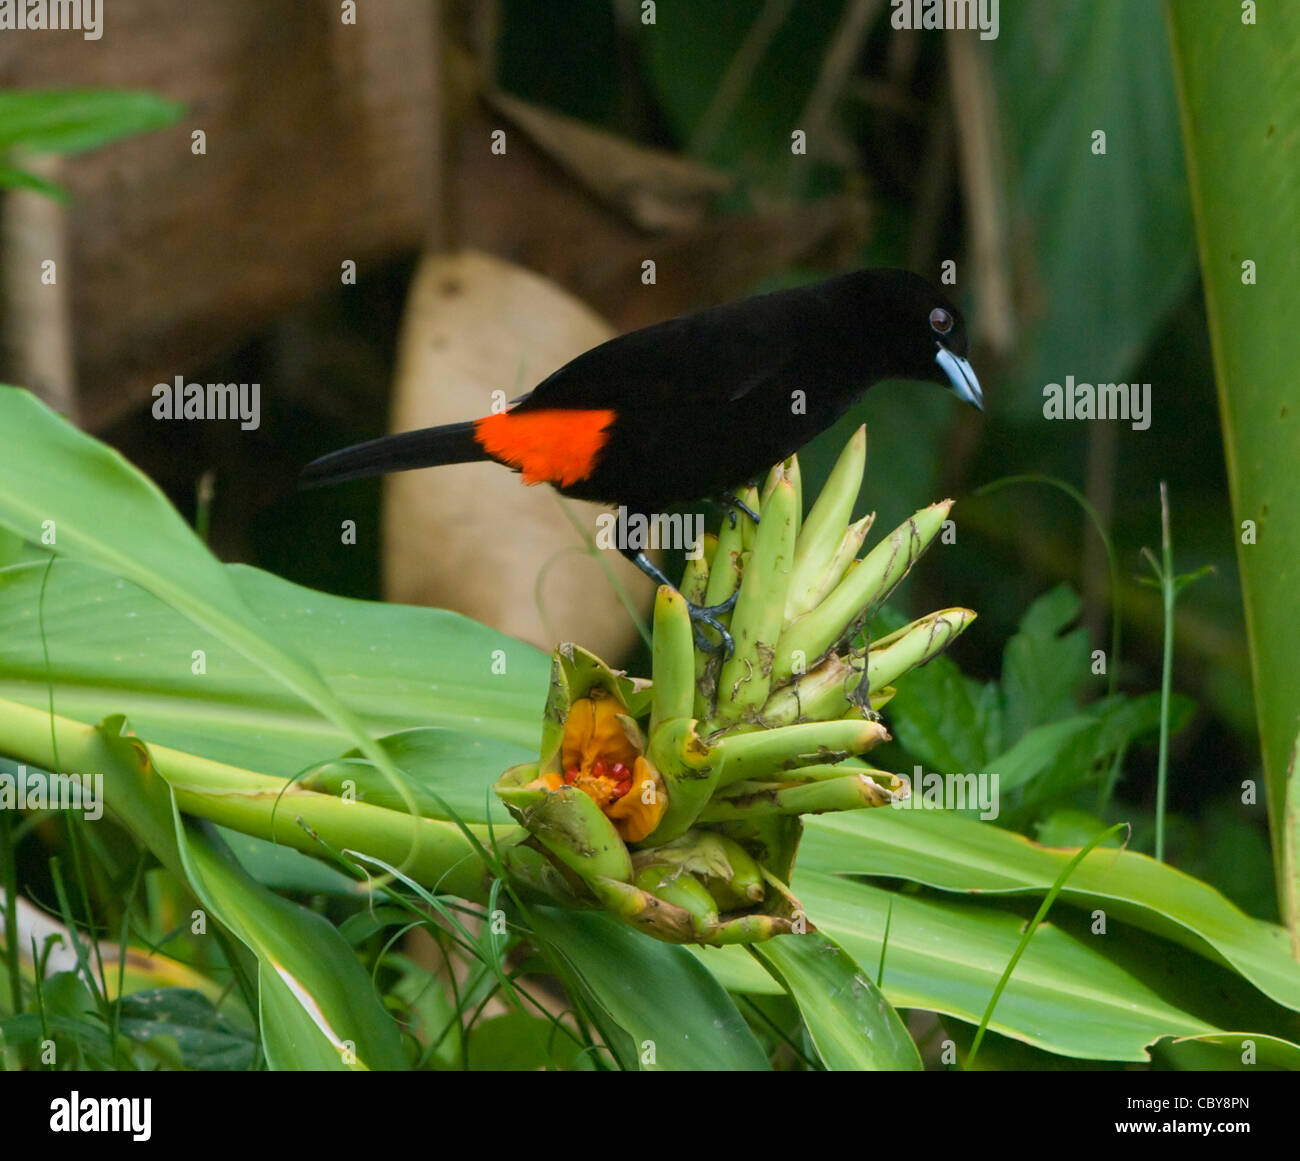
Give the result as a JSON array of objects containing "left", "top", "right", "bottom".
[
  {"left": 587, "top": 875, "right": 703, "bottom": 944},
  {"left": 703, "top": 502, "right": 745, "bottom": 611},
  {"left": 798, "top": 513, "right": 874, "bottom": 619},
  {"left": 679, "top": 533, "right": 714, "bottom": 608},
  {"left": 761, "top": 455, "right": 802, "bottom": 541},
  {"left": 760, "top": 654, "right": 892, "bottom": 725},
  {"left": 697, "top": 770, "right": 906, "bottom": 822},
  {"left": 651, "top": 585, "right": 697, "bottom": 731},
  {"left": 632, "top": 863, "right": 720, "bottom": 938},
  {"left": 737, "top": 484, "right": 761, "bottom": 553},
  {"left": 858, "top": 607, "right": 977, "bottom": 692},
  {"left": 712, "top": 718, "right": 889, "bottom": 787},
  {"left": 496, "top": 769, "right": 634, "bottom": 883},
  {"left": 771, "top": 499, "right": 953, "bottom": 685},
  {"left": 631, "top": 829, "right": 766, "bottom": 904},
  {"left": 714, "top": 473, "right": 799, "bottom": 723},
  {"left": 785, "top": 425, "right": 866, "bottom": 620},
  {"left": 644, "top": 717, "right": 717, "bottom": 843}
]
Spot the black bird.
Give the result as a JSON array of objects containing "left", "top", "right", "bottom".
[{"left": 303, "top": 268, "right": 983, "bottom": 651}]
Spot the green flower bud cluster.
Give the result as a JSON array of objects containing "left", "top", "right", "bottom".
[{"left": 496, "top": 427, "right": 975, "bottom": 945}]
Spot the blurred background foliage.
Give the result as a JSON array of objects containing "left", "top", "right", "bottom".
[{"left": 0, "top": 0, "right": 1276, "bottom": 932}]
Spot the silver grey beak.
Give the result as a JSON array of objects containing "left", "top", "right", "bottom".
[{"left": 936, "top": 345, "right": 984, "bottom": 411}]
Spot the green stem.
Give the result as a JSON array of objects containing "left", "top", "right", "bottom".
[
  {"left": 0, "top": 696, "right": 498, "bottom": 903},
  {"left": 1155, "top": 482, "right": 1175, "bottom": 864},
  {"left": 0, "top": 809, "right": 20, "bottom": 1015}
]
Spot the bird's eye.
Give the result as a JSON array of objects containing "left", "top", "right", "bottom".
[{"left": 929, "top": 307, "right": 954, "bottom": 336}]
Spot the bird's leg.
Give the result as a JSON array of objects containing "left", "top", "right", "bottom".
[
  {"left": 844, "top": 624, "right": 882, "bottom": 721},
  {"left": 622, "top": 548, "right": 738, "bottom": 659},
  {"left": 719, "top": 491, "right": 761, "bottom": 528}
]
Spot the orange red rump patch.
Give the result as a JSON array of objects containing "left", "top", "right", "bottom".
[{"left": 473, "top": 408, "right": 615, "bottom": 487}]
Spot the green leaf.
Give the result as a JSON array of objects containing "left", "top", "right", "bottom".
[
  {"left": 986, "top": 715, "right": 1096, "bottom": 795},
  {"left": 752, "top": 932, "right": 921, "bottom": 1070},
  {"left": 465, "top": 1011, "right": 582, "bottom": 1071},
  {"left": 993, "top": 0, "right": 1195, "bottom": 421},
  {"left": 883, "top": 651, "right": 1000, "bottom": 773},
  {"left": 1000, "top": 585, "right": 1090, "bottom": 744},
  {"left": 0, "top": 388, "right": 550, "bottom": 809},
  {"left": 117, "top": 988, "right": 257, "bottom": 1070},
  {"left": 171, "top": 812, "right": 407, "bottom": 1070},
  {"left": 216, "top": 829, "right": 360, "bottom": 895},
  {"left": 0, "top": 558, "right": 547, "bottom": 773},
  {"left": 1168, "top": 0, "right": 1300, "bottom": 932},
  {"left": 793, "top": 868, "right": 1289, "bottom": 1062},
  {"left": 686, "top": 943, "right": 785, "bottom": 995},
  {"left": 527, "top": 908, "right": 770, "bottom": 1071},
  {"left": 0, "top": 387, "right": 431, "bottom": 802},
  {"left": 305, "top": 728, "right": 529, "bottom": 824},
  {"left": 1150, "top": 1032, "right": 1300, "bottom": 1072},
  {"left": 0, "top": 90, "right": 184, "bottom": 153},
  {"left": 800, "top": 810, "right": 1300, "bottom": 1014},
  {"left": 0, "top": 164, "right": 68, "bottom": 200}
]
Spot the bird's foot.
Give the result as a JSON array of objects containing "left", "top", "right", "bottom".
[
  {"left": 844, "top": 638, "right": 880, "bottom": 719},
  {"left": 622, "top": 548, "right": 738, "bottom": 658},
  {"left": 688, "top": 590, "right": 739, "bottom": 658},
  {"left": 719, "top": 491, "right": 761, "bottom": 529}
]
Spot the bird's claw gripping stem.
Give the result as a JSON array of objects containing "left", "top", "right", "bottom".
[
  {"left": 720, "top": 491, "right": 761, "bottom": 528},
  {"left": 625, "top": 549, "right": 737, "bottom": 658},
  {"left": 688, "top": 590, "right": 738, "bottom": 658}
]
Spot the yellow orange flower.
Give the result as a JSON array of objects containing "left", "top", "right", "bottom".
[
  {"left": 605, "top": 756, "right": 667, "bottom": 842},
  {"left": 560, "top": 691, "right": 639, "bottom": 778},
  {"left": 548, "top": 692, "right": 668, "bottom": 841}
]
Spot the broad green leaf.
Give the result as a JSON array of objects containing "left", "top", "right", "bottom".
[
  {"left": 986, "top": 715, "right": 1096, "bottom": 795},
  {"left": 994, "top": 1, "right": 1195, "bottom": 420},
  {"left": 0, "top": 90, "right": 184, "bottom": 153},
  {"left": 1150, "top": 1032, "right": 1300, "bottom": 1072},
  {"left": 217, "top": 830, "right": 361, "bottom": 896},
  {"left": 171, "top": 811, "right": 407, "bottom": 1070},
  {"left": 687, "top": 943, "right": 785, "bottom": 995},
  {"left": 1168, "top": 0, "right": 1300, "bottom": 931},
  {"left": 753, "top": 932, "right": 921, "bottom": 1070},
  {"left": 117, "top": 988, "right": 257, "bottom": 1071},
  {"left": 0, "top": 392, "right": 548, "bottom": 795},
  {"left": 793, "top": 869, "right": 1289, "bottom": 1062},
  {"left": 801, "top": 809, "right": 1300, "bottom": 1013},
  {"left": 527, "top": 908, "right": 769, "bottom": 1071},
  {"left": 0, "top": 386, "right": 469, "bottom": 799},
  {"left": 0, "top": 556, "right": 547, "bottom": 775},
  {"left": 465, "top": 1011, "right": 582, "bottom": 1071},
  {"left": 305, "top": 727, "right": 528, "bottom": 824}
]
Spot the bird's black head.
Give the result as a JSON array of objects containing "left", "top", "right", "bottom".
[{"left": 829, "top": 269, "right": 984, "bottom": 410}]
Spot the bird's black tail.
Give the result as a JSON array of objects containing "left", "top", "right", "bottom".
[{"left": 300, "top": 420, "right": 489, "bottom": 488}]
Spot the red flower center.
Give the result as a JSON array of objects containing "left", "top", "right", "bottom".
[{"left": 564, "top": 758, "right": 634, "bottom": 804}]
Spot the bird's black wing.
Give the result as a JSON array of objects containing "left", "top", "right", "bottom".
[{"left": 515, "top": 283, "right": 835, "bottom": 414}]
